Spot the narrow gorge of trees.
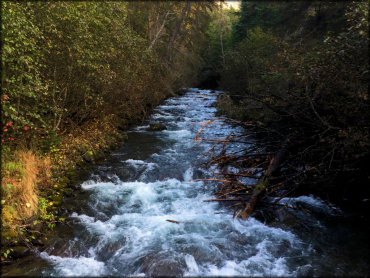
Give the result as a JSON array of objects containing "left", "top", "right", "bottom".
[{"left": 1, "top": 1, "right": 369, "bottom": 262}]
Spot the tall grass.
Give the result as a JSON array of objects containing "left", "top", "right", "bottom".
[
  {"left": 1, "top": 150, "right": 51, "bottom": 227},
  {"left": 16, "top": 151, "right": 38, "bottom": 217}
]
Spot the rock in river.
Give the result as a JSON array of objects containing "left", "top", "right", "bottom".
[{"left": 147, "top": 123, "right": 167, "bottom": 131}]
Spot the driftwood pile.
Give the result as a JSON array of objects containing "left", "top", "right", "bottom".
[{"left": 193, "top": 117, "right": 310, "bottom": 219}]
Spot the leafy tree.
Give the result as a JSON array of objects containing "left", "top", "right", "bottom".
[
  {"left": 212, "top": 1, "right": 369, "bottom": 209},
  {"left": 2, "top": 2, "right": 49, "bottom": 141}
]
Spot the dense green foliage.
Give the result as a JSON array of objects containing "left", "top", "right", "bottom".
[
  {"left": 206, "top": 1, "right": 369, "bottom": 206},
  {"left": 2, "top": 1, "right": 214, "bottom": 149}
]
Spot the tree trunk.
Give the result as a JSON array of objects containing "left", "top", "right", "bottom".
[
  {"left": 239, "top": 138, "right": 289, "bottom": 219},
  {"left": 162, "top": 1, "right": 190, "bottom": 62},
  {"left": 220, "top": 31, "right": 225, "bottom": 66},
  {"left": 148, "top": 11, "right": 170, "bottom": 51}
]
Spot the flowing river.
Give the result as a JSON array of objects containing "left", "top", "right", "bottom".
[{"left": 3, "top": 89, "right": 369, "bottom": 276}]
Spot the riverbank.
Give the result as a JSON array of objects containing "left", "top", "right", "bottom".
[
  {"left": 1, "top": 89, "right": 189, "bottom": 264},
  {"left": 1, "top": 119, "right": 123, "bottom": 263},
  {"left": 216, "top": 92, "right": 370, "bottom": 219}
]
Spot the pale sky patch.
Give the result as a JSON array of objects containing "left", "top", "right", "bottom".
[{"left": 224, "top": 1, "right": 241, "bottom": 10}]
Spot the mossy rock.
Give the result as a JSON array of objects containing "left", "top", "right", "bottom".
[
  {"left": 75, "top": 158, "right": 84, "bottom": 166},
  {"left": 176, "top": 88, "right": 188, "bottom": 95},
  {"left": 117, "top": 125, "right": 127, "bottom": 132},
  {"left": 94, "top": 149, "right": 105, "bottom": 160},
  {"left": 59, "top": 176, "right": 70, "bottom": 186},
  {"left": 50, "top": 195, "right": 63, "bottom": 206},
  {"left": 66, "top": 169, "right": 77, "bottom": 180},
  {"left": 76, "top": 144, "right": 89, "bottom": 155},
  {"left": 119, "top": 132, "right": 128, "bottom": 141},
  {"left": 147, "top": 124, "right": 167, "bottom": 131},
  {"left": 82, "top": 150, "right": 94, "bottom": 163},
  {"left": 11, "top": 246, "right": 30, "bottom": 259},
  {"left": 30, "top": 238, "right": 45, "bottom": 247},
  {"left": 63, "top": 188, "right": 75, "bottom": 198},
  {"left": 31, "top": 222, "right": 43, "bottom": 232}
]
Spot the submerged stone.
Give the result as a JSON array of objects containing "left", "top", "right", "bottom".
[
  {"left": 12, "top": 246, "right": 30, "bottom": 259},
  {"left": 147, "top": 123, "right": 167, "bottom": 131}
]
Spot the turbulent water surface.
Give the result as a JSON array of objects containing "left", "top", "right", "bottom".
[{"left": 3, "top": 89, "right": 369, "bottom": 276}]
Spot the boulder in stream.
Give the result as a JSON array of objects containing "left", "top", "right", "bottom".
[
  {"left": 82, "top": 151, "right": 94, "bottom": 163},
  {"left": 147, "top": 123, "right": 167, "bottom": 131}
]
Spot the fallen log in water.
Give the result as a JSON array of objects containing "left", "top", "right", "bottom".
[
  {"left": 237, "top": 138, "right": 289, "bottom": 219},
  {"left": 203, "top": 198, "right": 243, "bottom": 202},
  {"left": 166, "top": 219, "right": 180, "bottom": 224},
  {"left": 195, "top": 117, "right": 292, "bottom": 220}
]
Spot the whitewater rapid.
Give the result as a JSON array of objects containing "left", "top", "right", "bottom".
[{"left": 4, "top": 89, "right": 368, "bottom": 277}]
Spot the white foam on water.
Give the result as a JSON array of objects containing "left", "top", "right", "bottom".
[
  {"left": 70, "top": 212, "right": 94, "bottom": 223},
  {"left": 130, "top": 182, "right": 157, "bottom": 208},
  {"left": 40, "top": 252, "right": 106, "bottom": 276},
  {"left": 199, "top": 256, "right": 293, "bottom": 277},
  {"left": 183, "top": 167, "right": 194, "bottom": 182},
  {"left": 236, "top": 240, "right": 292, "bottom": 276},
  {"left": 151, "top": 113, "right": 175, "bottom": 120},
  {"left": 124, "top": 159, "right": 157, "bottom": 172},
  {"left": 124, "top": 158, "right": 146, "bottom": 165},
  {"left": 124, "top": 159, "right": 157, "bottom": 167},
  {"left": 277, "top": 195, "right": 341, "bottom": 215},
  {"left": 184, "top": 254, "right": 200, "bottom": 274},
  {"left": 132, "top": 125, "right": 150, "bottom": 131},
  {"left": 81, "top": 180, "right": 116, "bottom": 190},
  {"left": 68, "top": 207, "right": 301, "bottom": 276},
  {"left": 163, "top": 129, "right": 192, "bottom": 140},
  {"left": 33, "top": 90, "right": 329, "bottom": 277},
  {"left": 159, "top": 104, "right": 188, "bottom": 110},
  {"left": 71, "top": 212, "right": 116, "bottom": 235},
  {"left": 204, "top": 218, "right": 297, "bottom": 276}
]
